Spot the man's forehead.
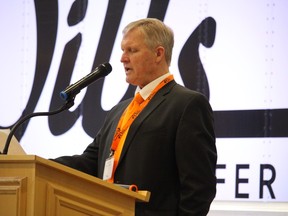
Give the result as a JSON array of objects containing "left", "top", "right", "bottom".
[{"left": 121, "top": 30, "right": 144, "bottom": 47}]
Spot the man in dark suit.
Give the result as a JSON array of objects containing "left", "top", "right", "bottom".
[{"left": 53, "top": 18, "right": 217, "bottom": 215}]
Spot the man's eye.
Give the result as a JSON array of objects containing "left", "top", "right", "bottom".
[{"left": 129, "top": 48, "right": 137, "bottom": 52}]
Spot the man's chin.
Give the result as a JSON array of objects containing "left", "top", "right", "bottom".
[{"left": 125, "top": 75, "right": 132, "bottom": 83}]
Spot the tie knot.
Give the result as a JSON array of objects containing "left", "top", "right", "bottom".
[{"left": 134, "top": 92, "right": 144, "bottom": 104}]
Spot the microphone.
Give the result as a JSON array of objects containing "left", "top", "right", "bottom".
[
  {"left": 1, "top": 62, "right": 112, "bottom": 154},
  {"left": 60, "top": 62, "right": 112, "bottom": 100}
]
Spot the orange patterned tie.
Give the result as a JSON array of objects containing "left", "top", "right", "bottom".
[{"left": 122, "top": 93, "right": 144, "bottom": 124}]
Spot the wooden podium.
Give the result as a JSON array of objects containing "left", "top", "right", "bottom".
[{"left": 0, "top": 155, "right": 150, "bottom": 216}]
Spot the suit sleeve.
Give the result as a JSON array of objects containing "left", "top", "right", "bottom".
[
  {"left": 51, "top": 134, "right": 100, "bottom": 177},
  {"left": 175, "top": 93, "right": 217, "bottom": 215}
]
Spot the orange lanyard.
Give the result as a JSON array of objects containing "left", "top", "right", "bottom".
[{"left": 110, "top": 74, "right": 174, "bottom": 154}]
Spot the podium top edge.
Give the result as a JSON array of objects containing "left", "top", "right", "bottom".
[{"left": 0, "top": 154, "right": 37, "bottom": 161}]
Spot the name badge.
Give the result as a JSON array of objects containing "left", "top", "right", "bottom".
[{"left": 103, "top": 156, "right": 114, "bottom": 181}]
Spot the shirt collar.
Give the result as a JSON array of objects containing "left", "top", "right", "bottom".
[{"left": 135, "top": 72, "right": 171, "bottom": 100}]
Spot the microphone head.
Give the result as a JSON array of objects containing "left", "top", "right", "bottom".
[
  {"left": 59, "top": 62, "right": 113, "bottom": 101},
  {"left": 101, "top": 62, "right": 112, "bottom": 75}
]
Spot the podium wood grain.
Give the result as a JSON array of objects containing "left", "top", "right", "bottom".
[{"left": 0, "top": 155, "right": 150, "bottom": 216}]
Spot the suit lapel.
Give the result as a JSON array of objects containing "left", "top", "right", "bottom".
[{"left": 117, "top": 81, "right": 176, "bottom": 164}]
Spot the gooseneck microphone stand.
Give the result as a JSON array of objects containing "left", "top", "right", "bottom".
[{"left": 1, "top": 99, "right": 75, "bottom": 155}]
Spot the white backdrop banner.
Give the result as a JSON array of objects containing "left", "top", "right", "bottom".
[{"left": 0, "top": 0, "right": 287, "bottom": 201}]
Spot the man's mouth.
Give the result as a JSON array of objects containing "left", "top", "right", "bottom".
[{"left": 125, "top": 67, "right": 132, "bottom": 72}]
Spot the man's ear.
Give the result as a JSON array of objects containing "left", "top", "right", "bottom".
[{"left": 155, "top": 46, "right": 165, "bottom": 62}]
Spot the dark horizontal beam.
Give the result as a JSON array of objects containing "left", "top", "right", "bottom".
[{"left": 214, "top": 109, "right": 288, "bottom": 138}]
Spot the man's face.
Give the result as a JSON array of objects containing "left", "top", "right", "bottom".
[{"left": 120, "top": 28, "right": 158, "bottom": 88}]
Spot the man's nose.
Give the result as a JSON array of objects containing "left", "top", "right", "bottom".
[{"left": 120, "top": 52, "right": 128, "bottom": 63}]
